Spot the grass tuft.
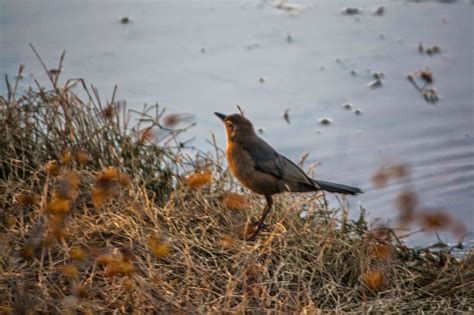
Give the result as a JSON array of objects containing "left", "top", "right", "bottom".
[{"left": 0, "top": 54, "right": 472, "bottom": 313}]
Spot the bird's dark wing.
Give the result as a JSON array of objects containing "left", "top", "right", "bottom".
[{"left": 242, "top": 138, "right": 317, "bottom": 188}]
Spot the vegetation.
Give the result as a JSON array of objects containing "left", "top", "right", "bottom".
[{"left": 0, "top": 59, "right": 472, "bottom": 313}]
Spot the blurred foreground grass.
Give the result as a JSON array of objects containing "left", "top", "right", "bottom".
[{"left": 0, "top": 60, "right": 472, "bottom": 313}]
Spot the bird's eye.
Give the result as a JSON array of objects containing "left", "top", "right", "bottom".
[{"left": 226, "top": 121, "right": 233, "bottom": 129}]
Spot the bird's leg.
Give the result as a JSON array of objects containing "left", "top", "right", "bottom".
[{"left": 250, "top": 195, "right": 273, "bottom": 239}]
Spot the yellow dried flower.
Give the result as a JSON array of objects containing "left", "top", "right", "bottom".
[
  {"left": 47, "top": 198, "right": 70, "bottom": 214},
  {"left": 59, "top": 264, "right": 78, "bottom": 278},
  {"left": 186, "top": 170, "right": 212, "bottom": 189},
  {"left": 370, "top": 243, "right": 392, "bottom": 261},
  {"left": 236, "top": 223, "right": 258, "bottom": 241},
  {"left": 45, "top": 160, "right": 60, "bottom": 176},
  {"left": 219, "top": 234, "right": 236, "bottom": 249},
  {"left": 55, "top": 171, "right": 79, "bottom": 200},
  {"left": 73, "top": 149, "right": 91, "bottom": 165},
  {"left": 73, "top": 284, "right": 88, "bottom": 299},
  {"left": 60, "top": 150, "right": 73, "bottom": 166},
  {"left": 139, "top": 126, "right": 154, "bottom": 143},
  {"left": 96, "top": 254, "right": 114, "bottom": 265},
  {"left": 70, "top": 247, "right": 86, "bottom": 261},
  {"left": 371, "top": 169, "right": 389, "bottom": 188},
  {"left": 362, "top": 270, "right": 384, "bottom": 291},
  {"left": 148, "top": 236, "right": 170, "bottom": 259},
  {"left": 91, "top": 186, "right": 105, "bottom": 208},
  {"left": 98, "top": 166, "right": 119, "bottom": 181},
  {"left": 16, "top": 192, "right": 37, "bottom": 206},
  {"left": 419, "top": 211, "right": 452, "bottom": 231},
  {"left": 222, "top": 193, "right": 249, "bottom": 211}
]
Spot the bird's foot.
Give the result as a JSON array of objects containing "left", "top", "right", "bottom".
[{"left": 251, "top": 219, "right": 269, "bottom": 230}]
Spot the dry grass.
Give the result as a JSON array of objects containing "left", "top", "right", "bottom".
[{"left": 0, "top": 57, "right": 472, "bottom": 314}]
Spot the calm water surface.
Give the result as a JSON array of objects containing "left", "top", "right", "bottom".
[{"left": 1, "top": 0, "right": 473, "bottom": 248}]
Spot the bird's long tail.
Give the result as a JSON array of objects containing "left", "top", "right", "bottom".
[{"left": 313, "top": 179, "right": 362, "bottom": 195}]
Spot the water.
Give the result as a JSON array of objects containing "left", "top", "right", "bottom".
[{"left": 1, "top": 0, "right": 472, "bottom": 248}]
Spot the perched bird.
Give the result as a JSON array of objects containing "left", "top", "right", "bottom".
[{"left": 215, "top": 112, "right": 362, "bottom": 238}]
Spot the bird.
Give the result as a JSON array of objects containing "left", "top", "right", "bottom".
[{"left": 215, "top": 112, "right": 362, "bottom": 239}]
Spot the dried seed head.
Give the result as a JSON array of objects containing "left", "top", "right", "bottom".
[
  {"left": 60, "top": 150, "right": 73, "bottom": 166},
  {"left": 16, "top": 192, "right": 37, "bottom": 206},
  {"left": 222, "top": 193, "right": 249, "bottom": 211},
  {"left": 370, "top": 243, "right": 392, "bottom": 261},
  {"left": 371, "top": 169, "right": 390, "bottom": 188},
  {"left": 148, "top": 236, "right": 170, "bottom": 259},
  {"left": 362, "top": 270, "right": 384, "bottom": 291},
  {"left": 73, "top": 149, "right": 91, "bottom": 165},
  {"left": 186, "top": 170, "right": 212, "bottom": 189},
  {"left": 219, "top": 234, "right": 236, "bottom": 249},
  {"left": 419, "top": 210, "right": 452, "bottom": 231},
  {"left": 45, "top": 160, "right": 60, "bottom": 176},
  {"left": 47, "top": 198, "right": 71, "bottom": 215},
  {"left": 390, "top": 163, "right": 410, "bottom": 179},
  {"left": 139, "top": 126, "right": 155, "bottom": 143},
  {"left": 59, "top": 264, "right": 78, "bottom": 278},
  {"left": 395, "top": 191, "right": 418, "bottom": 223},
  {"left": 70, "top": 246, "right": 86, "bottom": 261},
  {"left": 236, "top": 223, "right": 258, "bottom": 240}
]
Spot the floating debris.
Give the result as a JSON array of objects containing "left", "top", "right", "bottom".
[
  {"left": 374, "top": 6, "right": 385, "bottom": 16},
  {"left": 162, "top": 113, "right": 194, "bottom": 128},
  {"left": 426, "top": 45, "right": 441, "bottom": 56},
  {"left": 245, "top": 42, "right": 260, "bottom": 50},
  {"left": 286, "top": 33, "right": 293, "bottom": 43},
  {"left": 283, "top": 108, "right": 290, "bottom": 123},
  {"left": 423, "top": 88, "right": 439, "bottom": 103},
  {"left": 318, "top": 117, "right": 332, "bottom": 125},
  {"left": 350, "top": 69, "right": 357, "bottom": 76},
  {"left": 120, "top": 16, "right": 131, "bottom": 24},
  {"left": 418, "top": 43, "right": 441, "bottom": 56},
  {"left": 258, "top": 77, "right": 265, "bottom": 84},
  {"left": 354, "top": 109, "right": 362, "bottom": 115},
  {"left": 257, "top": 128, "right": 265, "bottom": 134},
  {"left": 274, "top": 0, "right": 305, "bottom": 14},
  {"left": 373, "top": 72, "right": 384, "bottom": 80},
  {"left": 420, "top": 70, "right": 433, "bottom": 84},
  {"left": 200, "top": 47, "right": 207, "bottom": 53},
  {"left": 407, "top": 69, "right": 439, "bottom": 103},
  {"left": 368, "top": 79, "right": 383, "bottom": 89},
  {"left": 341, "top": 7, "right": 360, "bottom": 15},
  {"left": 343, "top": 103, "right": 353, "bottom": 110},
  {"left": 378, "top": 34, "right": 385, "bottom": 40}
]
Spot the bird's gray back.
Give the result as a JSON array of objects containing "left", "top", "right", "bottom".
[{"left": 241, "top": 136, "right": 317, "bottom": 192}]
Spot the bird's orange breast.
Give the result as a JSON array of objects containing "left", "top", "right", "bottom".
[{"left": 226, "top": 141, "right": 238, "bottom": 178}]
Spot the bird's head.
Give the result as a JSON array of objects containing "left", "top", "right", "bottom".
[{"left": 214, "top": 112, "right": 256, "bottom": 143}]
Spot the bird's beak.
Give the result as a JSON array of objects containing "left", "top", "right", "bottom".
[{"left": 214, "top": 112, "right": 227, "bottom": 122}]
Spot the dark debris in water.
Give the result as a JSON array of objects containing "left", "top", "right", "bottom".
[
  {"left": 318, "top": 117, "right": 332, "bottom": 125},
  {"left": 283, "top": 108, "right": 290, "bottom": 124},
  {"left": 341, "top": 7, "right": 360, "bottom": 15},
  {"left": 120, "top": 16, "right": 131, "bottom": 24},
  {"left": 418, "top": 43, "right": 441, "bottom": 56},
  {"left": 407, "top": 69, "right": 439, "bottom": 104},
  {"left": 374, "top": 6, "right": 385, "bottom": 16},
  {"left": 368, "top": 79, "right": 383, "bottom": 89}
]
